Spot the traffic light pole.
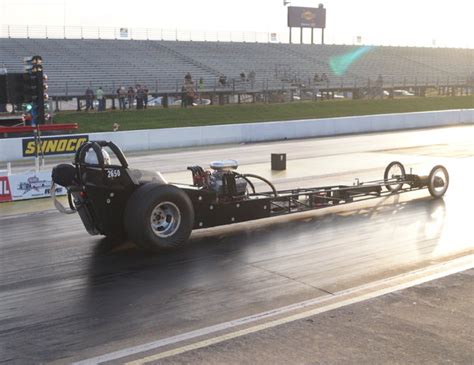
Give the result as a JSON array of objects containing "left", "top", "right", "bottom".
[
  {"left": 34, "top": 69, "right": 45, "bottom": 170},
  {"left": 35, "top": 68, "right": 45, "bottom": 125},
  {"left": 23, "top": 55, "right": 47, "bottom": 170}
]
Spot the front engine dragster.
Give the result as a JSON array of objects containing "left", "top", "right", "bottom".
[{"left": 51, "top": 141, "right": 449, "bottom": 250}]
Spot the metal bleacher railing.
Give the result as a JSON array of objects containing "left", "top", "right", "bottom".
[{"left": 0, "top": 24, "right": 287, "bottom": 43}]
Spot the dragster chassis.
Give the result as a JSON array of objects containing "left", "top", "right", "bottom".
[{"left": 52, "top": 141, "right": 449, "bottom": 250}]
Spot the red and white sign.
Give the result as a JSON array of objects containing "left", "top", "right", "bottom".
[
  {"left": 0, "top": 175, "right": 12, "bottom": 202},
  {"left": 0, "top": 171, "right": 66, "bottom": 203}
]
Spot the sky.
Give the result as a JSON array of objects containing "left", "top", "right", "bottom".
[{"left": 0, "top": 0, "right": 473, "bottom": 48}]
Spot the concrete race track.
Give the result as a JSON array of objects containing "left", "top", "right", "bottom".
[{"left": 0, "top": 125, "right": 473, "bottom": 364}]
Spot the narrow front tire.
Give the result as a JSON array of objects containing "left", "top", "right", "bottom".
[
  {"left": 428, "top": 165, "right": 449, "bottom": 198},
  {"left": 384, "top": 161, "right": 406, "bottom": 193}
]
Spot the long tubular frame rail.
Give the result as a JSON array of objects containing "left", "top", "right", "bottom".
[
  {"left": 187, "top": 161, "right": 449, "bottom": 230},
  {"left": 243, "top": 174, "right": 441, "bottom": 218}
]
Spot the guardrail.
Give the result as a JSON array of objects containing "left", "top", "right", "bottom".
[
  {"left": 37, "top": 76, "right": 474, "bottom": 99},
  {"left": 62, "top": 82, "right": 473, "bottom": 112},
  {"left": 0, "top": 109, "right": 472, "bottom": 162}
]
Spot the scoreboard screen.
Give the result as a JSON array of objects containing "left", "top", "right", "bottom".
[{"left": 288, "top": 6, "right": 326, "bottom": 28}]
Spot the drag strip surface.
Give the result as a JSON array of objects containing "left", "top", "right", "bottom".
[{"left": 1, "top": 126, "right": 473, "bottom": 364}]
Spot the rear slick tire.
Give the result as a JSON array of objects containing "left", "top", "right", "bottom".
[{"left": 124, "top": 183, "right": 194, "bottom": 250}]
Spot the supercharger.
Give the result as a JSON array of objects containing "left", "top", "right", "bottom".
[{"left": 188, "top": 159, "right": 248, "bottom": 197}]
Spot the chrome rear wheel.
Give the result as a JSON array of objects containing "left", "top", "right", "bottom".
[{"left": 150, "top": 201, "right": 182, "bottom": 238}]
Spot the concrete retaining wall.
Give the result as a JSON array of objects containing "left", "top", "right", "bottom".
[{"left": 1, "top": 109, "right": 472, "bottom": 162}]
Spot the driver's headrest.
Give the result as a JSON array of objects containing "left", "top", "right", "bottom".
[
  {"left": 84, "top": 148, "right": 111, "bottom": 165},
  {"left": 52, "top": 164, "right": 77, "bottom": 187}
]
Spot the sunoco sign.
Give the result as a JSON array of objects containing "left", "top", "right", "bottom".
[{"left": 22, "top": 135, "right": 88, "bottom": 157}]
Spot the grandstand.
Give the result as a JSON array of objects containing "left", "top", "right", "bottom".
[{"left": 0, "top": 37, "right": 472, "bottom": 96}]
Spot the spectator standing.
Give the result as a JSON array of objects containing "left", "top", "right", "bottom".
[
  {"left": 181, "top": 86, "right": 187, "bottom": 108},
  {"left": 118, "top": 86, "right": 127, "bottom": 110},
  {"left": 85, "top": 87, "right": 94, "bottom": 111},
  {"left": 197, "top": 78, "right": 204, "bottom": 103},
  {"left": 127, "top": 86, "right": 135, "bottom": 109},
  {"left": 143, "top": 86, "right": 149, "bottom": 109},
  {"left": 96, "top": 87, "right": 105, "bottom": 112},
  {"left": 376, "top": 74, "right": 384, "bottom": 98},
  {"left": 468, "top": 71, "right": 474, "bottom": 94},
  {"left": 136, "top": 85, "right": 144, "bottom": 110},
  {"left": 249, "top": 70, "right": 256, "bottom": 88},
  {"left": 115, "top": 87, "right": 120, "bottom": 109},
  {"left": 185, "top": 83, "right": 195, "bottom": 107},
  {"left": 182, "top": 73, "right": 195, "bottom": 108},
  {"left": 320, "top": 73, "right": 329, "bottom": 99},
  {"left": 161, "top": 94, "right": 169, "bottom": 108},
  {"left": 218, "top": 75, "right": 227, "bottom": 87}
]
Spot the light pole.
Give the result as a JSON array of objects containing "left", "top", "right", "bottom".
[{"left": 284, "top": 0, "right": 291, "bottom": 43}]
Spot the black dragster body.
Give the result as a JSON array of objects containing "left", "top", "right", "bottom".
[{"left": 51, "top": 141, "right": 449, "bottom": 250}]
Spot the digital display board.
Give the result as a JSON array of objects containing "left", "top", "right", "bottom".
[{"left": 288, "top": 6, "right": 326, "bottom": 28}]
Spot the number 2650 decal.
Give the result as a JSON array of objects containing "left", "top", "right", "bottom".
[{"left": 107, "top": 169, "right": 121, "bottom": 179}]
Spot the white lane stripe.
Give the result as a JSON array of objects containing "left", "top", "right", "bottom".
[
  {"left": 127, "top": 263, "right": 472, "bottom": 364},
  {"left": 73, "top": 255, "right": 473, "bottom": 365},
  {"left": 127, "top": 257, "right": 474, "bottom": 365}
]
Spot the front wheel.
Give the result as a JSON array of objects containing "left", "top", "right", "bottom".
[
  {"left": 124, "top": 184, "right": 194, "bottom": 250},
  {"left": 384, "top": 161, "right": 406, "bottom": 193},
  {"left": 428, "top": 165, "right": 449, "bottom": 198}
]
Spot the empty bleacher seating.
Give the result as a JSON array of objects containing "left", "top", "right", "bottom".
[{"left": 0, "top": 38, "right": 472, "bottom": 95}]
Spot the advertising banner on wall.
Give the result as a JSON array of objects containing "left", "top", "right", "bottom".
[
  {"left": 7, "top": 171, "right": 66, "bottom": 201},
  {"left": 22, "top": 135, "right": 88, "bottom": 157},
  {"left": 120, "top": 28, "right": 129, "bottom": 38},
  {"left": 288, "top": 6, "right": 326, "bottom": 28}
]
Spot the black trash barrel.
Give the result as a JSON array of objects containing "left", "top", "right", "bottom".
[{"left": 271, "top": 153, "right": 286, "bottom": 170}]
